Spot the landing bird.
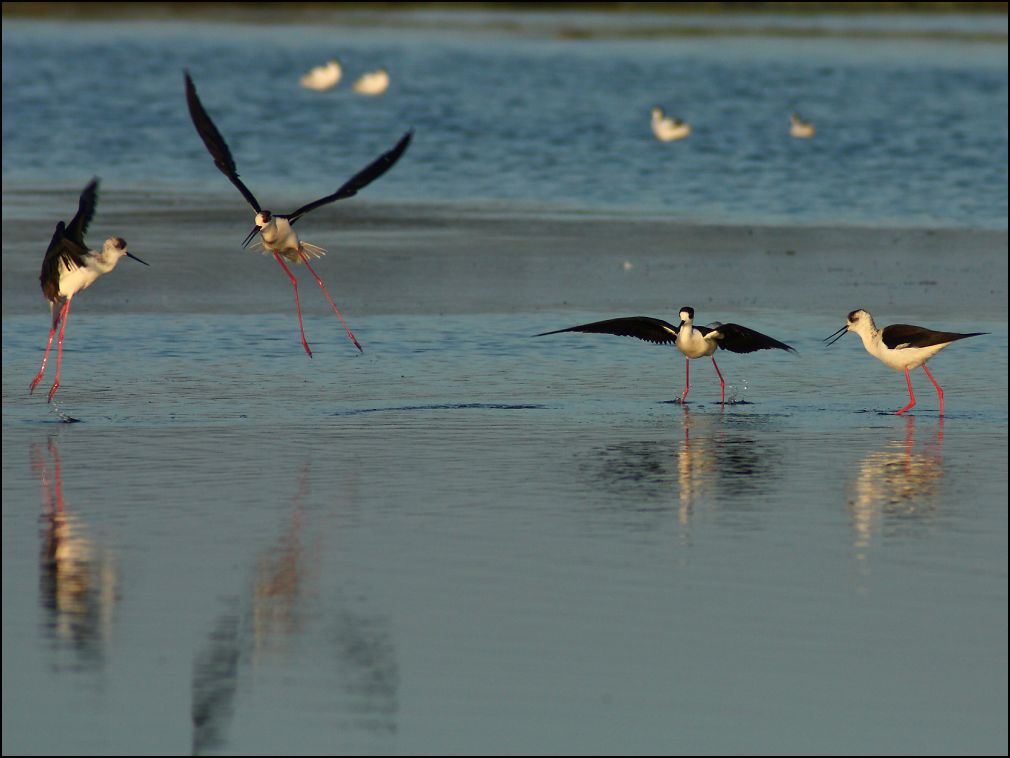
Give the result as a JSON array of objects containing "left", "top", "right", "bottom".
[
  {"left": 299, "top": 59, "right": 342, "bottom": 91},
  {"left": 790, "top": 112, "right": 815, "bottom": 138},
  {"left": 185, "top": 72, "right": 412, "bottom": 357},
  {"left": 352, "top": 68, "right": 390, "bottom": 96},
  {"left": 825, "top": 309, "right": 985, "bottom": 415},
  {"left": 537, "top": 307, "right": 794, "bottom": 403},
  {"left": 29, "top": 178, "right": 149, "bottom": 403},
  {"left": 651, "top": 106, "right": 691, "bottom": 142}
]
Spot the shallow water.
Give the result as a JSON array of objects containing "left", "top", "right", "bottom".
[
  {"left": 2, "top": 309, "right": 1007, "bottom": 754},
  {"left": 2, "top": 8, "right": 1009, "bottom": 756}
]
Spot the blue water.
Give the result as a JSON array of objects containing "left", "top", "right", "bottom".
[
  {"left": 2, "top": 11, "right": 1008, "bottom": 756},
  {"left": 2, "top": 310, "right": 1007, "bottom": 754},
  {"left": 2, "top": 13, "right": 1007, "bottom": 228}
]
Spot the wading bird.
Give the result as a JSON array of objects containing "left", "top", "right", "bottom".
[
  {"left": 651, "top": 106, "right": 691, "bottom": 142},
  {"left": 29, "top": 178, "right": 149, "bottom": 403},
  {"left": 185, "top": 71, "right": 412, "bottom": 357},
  {"left": 825, "top": 309, "right": 985, "bottom": 415},
  {"left": 299, "top": 59, "right": 342, "bottom": 91},
  {"left": 352, "top": 68, "right": 390, "bottom": 96},
  {"left": 790, "top": 112, "right": 816, "bottom": 139},
  {"left": 538, "top": 306, "right": 794, "bottom": 403}
]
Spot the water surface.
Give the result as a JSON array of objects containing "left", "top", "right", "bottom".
[{"left": 2, "top": 9, "right": 1008, "bottom": 756}]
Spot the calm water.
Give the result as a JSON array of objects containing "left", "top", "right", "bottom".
[
  {"left": 2, "top": 9, "right": 1009, "bottom": 756},
  {"left": 2, "top": 309, "right": 1007, "bottom": 755},
  {"left": 2, "top": 12, "right": 1008, "bottom": 228}
]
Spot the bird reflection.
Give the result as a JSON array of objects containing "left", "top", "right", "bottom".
[
  {"left": 587, "top": 407, "right": 783, "bottom": 527},
  {"left": 849, "top": 415, "right": 945, "bottom": 554},
  {"left": 251, "top": 463, "right": 317, "bottom": 656},
  {"left": 191, "top": 463, "right": 397, "bottom": 755},
  {"left": 191, "top": 609, "right": 241, "bottom": 756},
  {"left": 332, "top": 608, "right": 399, "bottom": 734},
  {"left": 32, "top": 436, "right": 119, "bottom": 670}
]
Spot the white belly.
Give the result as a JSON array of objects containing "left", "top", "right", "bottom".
[
  {"left": 58, "top": 262, "right": 99, "bottom": 298},
  {"left": 260, "top": 220, "right": 300, "bottom": 254},
  {"left": 677, "top": 328, "right": 717, "bottom": 359},
  {"left": 874, "top": 343, "right": 948, "bottom": 371}
]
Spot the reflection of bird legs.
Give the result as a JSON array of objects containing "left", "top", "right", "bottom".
[
  {"left": 31, "top": 437, "right": 66, "bottom": 517},
  {"left": 850, "top": 414, "right": 945, "bottom": 554},
  {"left": 253, "top": 462, "right": 315, "bottom": 653},
  {"left": 900, "top": 414, "right": 945, "bottom": 463}
]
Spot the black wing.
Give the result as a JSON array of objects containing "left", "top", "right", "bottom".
[
  {"left": 185, "top": 72, "right": 261, "bottom": 213},
  {"left": 40, "top": 222, "right": 87, "bottom": 301},
  {"left": 286, "top": 130, "right": 413, "bottom": 224},
  {"left": 66, "top": 178, "right": 99, "bottom": 247},
  {"left": 709, "top": 323, "right": 795, "bottom": 354},
  {"left": 536, "top": 316, "right": 679, "bottom": 345},
  {"left": 881, "top": 324, "right": 986, "bottom": 350}
]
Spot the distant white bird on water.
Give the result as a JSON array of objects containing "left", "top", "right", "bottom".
[
  {"left": 790, "top": 112, "right": 816, "bottom": 138},
  {"left": 300, "top": 59, "right": 342, "bottom": 91},
  {"left": 352, "top": 68, "right": 390, "bottom": 96},
  {"left": 651, "top": 106, "right": 691, "bottom": 142},
  {"left": 29, "top": 178, "right": 149, "bottom": 404}
]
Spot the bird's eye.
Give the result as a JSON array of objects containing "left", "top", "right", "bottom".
[{"left": 113, "top": 237, "right": 126, "bottom": 249}]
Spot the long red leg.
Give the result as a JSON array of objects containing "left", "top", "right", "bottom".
[
  {"left": 921, "top": 364, "right": 944, "bottom": 416},
  {"left": 679, "top": 357, "right": 690, "bottom": 403},
  {"left": 30, "top": 300, "right": 69, "bottom": 394},
  {"left": 299, "top": 252, "right": 362, "bottom": 353},
  {"left": 711, "top": 356, "right": 726, "bottom": 404},
  {"left": 48, "top": 297, "right": 73, "bottom": 403},
  {"left": 273, "top": 253, "right": 312, "bottom": 358},
  {"left": 895, "top": 367, "right": 916, "bottom": 415}
]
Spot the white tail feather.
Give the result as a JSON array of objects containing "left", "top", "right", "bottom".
[{"left": 299, "top": 241, "right": 327, "bottom": 259}]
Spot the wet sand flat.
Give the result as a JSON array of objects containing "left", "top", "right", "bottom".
[{"left": 3, "top": 190, "right": 1006, "bottom": 319}]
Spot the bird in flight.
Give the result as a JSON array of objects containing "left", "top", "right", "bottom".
[{"left": 185, "top": 71, "right": 412, "bottom": 357}]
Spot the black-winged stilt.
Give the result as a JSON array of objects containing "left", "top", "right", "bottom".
[
  {"left": 537, "top": 306, "right": 795, "bottom": 403},
  {"left": 300, "top": 59, "right": 342, "bottom": 91},
  {"left": 790, "top": 112, "right": 816, "bottom": 138},
  {"left": 825, "top": 309, "right": 985, "bottom": 415},
  {"left": 184, "top": 72, "right": 412, "bottom": 357},
  {"left": 352, "top": 68, "right": 390, "bottom": 96},
  {"left": 29, "top": 178, "right": 149, "bottom": 404},
  {"left": 650, "top": 106, "right": 691, "bottom": 142}
]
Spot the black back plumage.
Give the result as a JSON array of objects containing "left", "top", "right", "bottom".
[
  {"left": 39, "top": 179, "right": 99, "bottom": 302},
  {"left": 536, "top": 316, "right": 679, "bottom": 345},
  {"left": 881, "top": 324, "right": 986, "bottom": 350}
]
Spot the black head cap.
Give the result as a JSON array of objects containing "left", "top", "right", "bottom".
[{"left": 679, "top": 306, "right": 694, "bottom": 319}]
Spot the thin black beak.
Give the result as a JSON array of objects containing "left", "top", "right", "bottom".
[
  {"left": 824, "top": 324, "right": 849, "bottom": 346},
  {"left": 241, "top": 225, "right": 260, "bottom": 249},
  {"left": 126, "top": 252, "right": 150, "bottom": 266}
]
